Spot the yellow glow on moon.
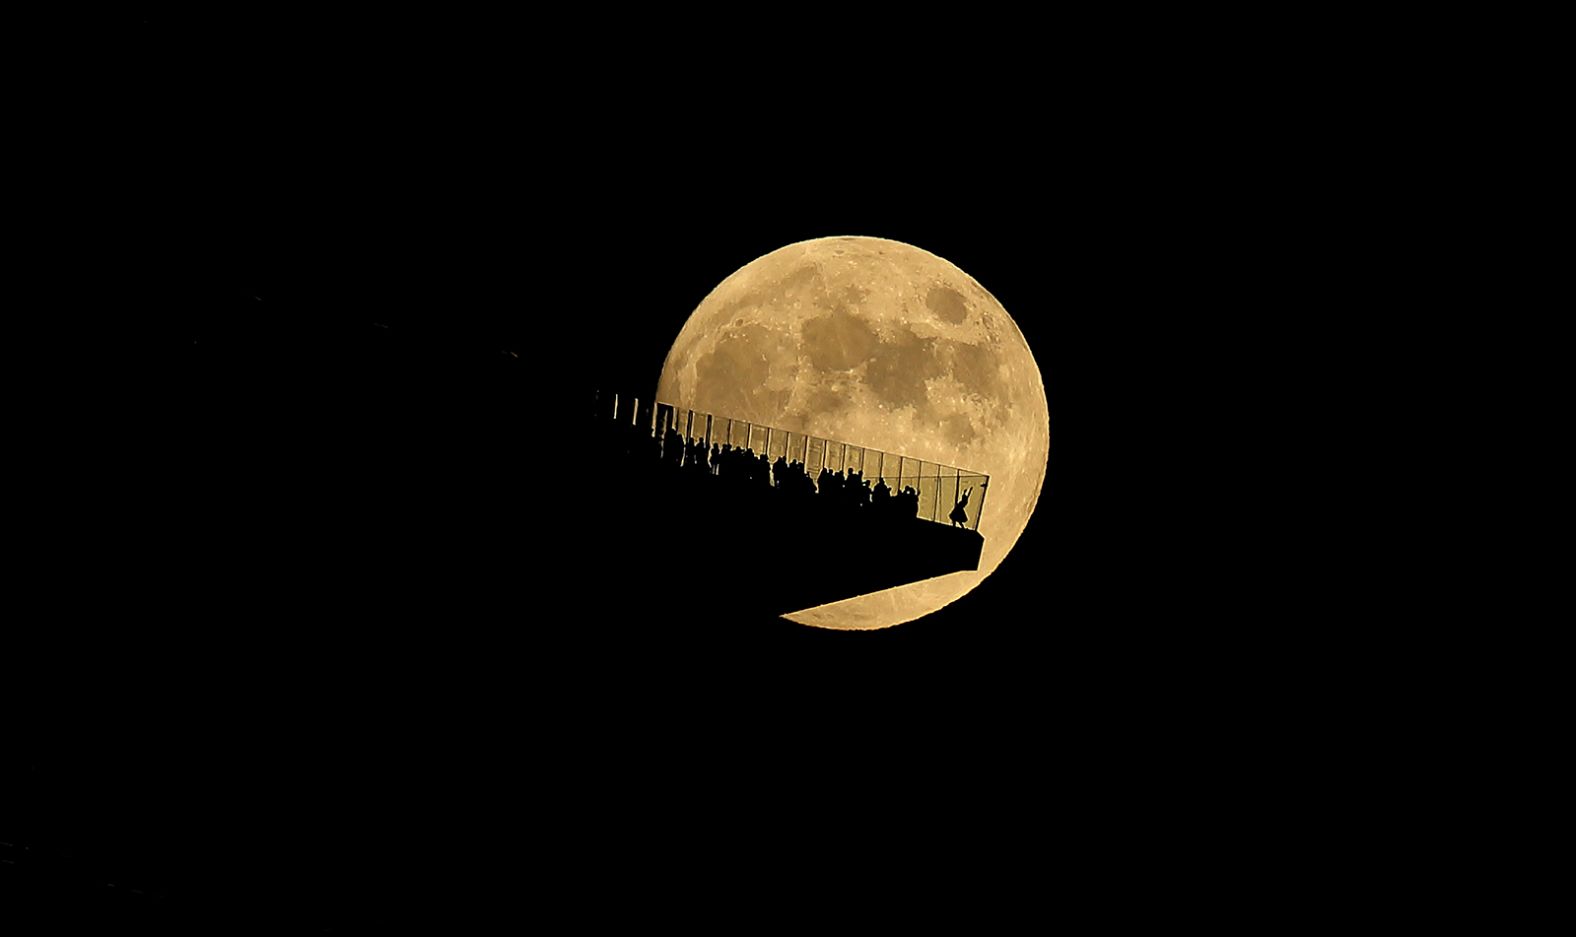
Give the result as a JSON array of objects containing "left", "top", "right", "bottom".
[{"left": 657, "top": 236, "right": 1049, "bottom": 630}]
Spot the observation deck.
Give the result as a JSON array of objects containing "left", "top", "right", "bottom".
[{"left": 571, "top": 392, "right": 989, "bottom": 619}]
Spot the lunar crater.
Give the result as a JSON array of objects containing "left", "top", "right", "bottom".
[{"left": 926, "top": 285, "right": 970, "bottom": 325}]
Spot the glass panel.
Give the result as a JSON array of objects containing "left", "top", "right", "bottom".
[
  {"left": 866, "top": 450, "right": 887, "bottom": 483},
  {"left": 939, "top": 469, "right": 960, "bottom": 528},
  {"left": 767, "top": 427, "right": 788, "bottom": 462},
  {"left": 916, "top": 461, "right": 940, "bottom": 522},
  {"left": 785, "top": 431, "right": 803, "bottom": 468},
  {"left": 977, "top": 476, "right": 990, "bottom": 531},
  {"left": 806, "top": 437, "right": 825, "bottom": 477},
  {"left": 749, "top": 424, "right": 768, "bottom": 456},
  {"left": 844, "top": 446, "right": 864, "bottom": 478},
  {"left": 878, "top": 449, "right": 902, "bottom": 510},
  {"left": 883, "top": 456, "right": 908, "bottom": 518}
]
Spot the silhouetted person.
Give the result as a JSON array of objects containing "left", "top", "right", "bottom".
[
  {"left": 950, "top": 487, "right": 972, "bottom": 528},
  {"left": 783, "top": 460, "right": 811, "bottom": 498}
]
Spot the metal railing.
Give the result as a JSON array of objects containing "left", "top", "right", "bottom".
[{"left": 603, "top": 393, "right": 989, "bottom": 532}]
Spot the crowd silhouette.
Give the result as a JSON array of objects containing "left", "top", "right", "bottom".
[{"left": 591, "top": 394, "right": 978, "bottom": 530}]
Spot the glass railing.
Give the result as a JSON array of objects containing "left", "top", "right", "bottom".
[{"left": 600, "top": 393, "right": 989, "bottom": 533}]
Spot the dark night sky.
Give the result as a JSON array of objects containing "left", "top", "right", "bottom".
[
  {"left": 7, "top": 15, "right": 1359, "bottom": 930},
  {"left": 43, "top": 14, "right": 1297, "bottom": 756},
  {"left": 101, "top": 67, "right": 1095, "bottom": 661}
]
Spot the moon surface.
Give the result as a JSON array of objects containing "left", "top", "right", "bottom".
[{"left": 656, "top": 236, "right": 1048, "bottom": 630}]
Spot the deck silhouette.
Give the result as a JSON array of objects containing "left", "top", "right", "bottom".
[{"left": 571, "top": 391, "right": 985, "bottom": 620}]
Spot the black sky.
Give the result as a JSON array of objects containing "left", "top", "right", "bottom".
[
  {"left": 9, "top": 14, "right": 1353, "bottom": 929},
  {"left": 58, "top": 15, "right": 1260, "bottom": 747},
  {"left": 53, "top": 8, "right": 1347, "bottom": 749}
]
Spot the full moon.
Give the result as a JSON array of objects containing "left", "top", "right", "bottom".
[{"left": 656, "top": 236, "right": 1049, "bottom": 630}]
